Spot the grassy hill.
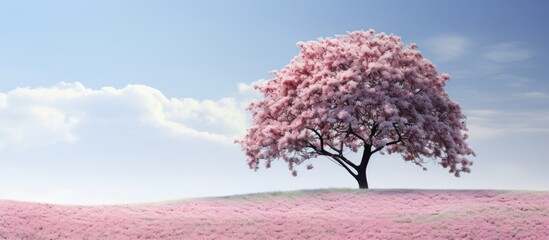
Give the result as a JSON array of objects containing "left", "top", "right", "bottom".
[{"left": 1, "top": 189, "right": 548, "bottom": 239}]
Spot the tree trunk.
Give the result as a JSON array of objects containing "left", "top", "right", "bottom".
[
  {"left": 356, "top": 170, "right": 368, "bottom": 189},
  {"left": 356, "top": 146, "right": 372, "bottom": 189}
]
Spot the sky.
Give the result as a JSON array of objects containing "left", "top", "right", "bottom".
[{"left": 1, "top": 0, "right": 548, "bottom": 205}]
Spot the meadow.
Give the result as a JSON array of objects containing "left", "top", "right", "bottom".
[{"left": 1, "top": 189, "right": 548, "bottom": 239}]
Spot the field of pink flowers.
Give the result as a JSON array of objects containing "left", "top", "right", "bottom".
[{"left": 1, "top": 189, "right": 548, "bottom": 239}]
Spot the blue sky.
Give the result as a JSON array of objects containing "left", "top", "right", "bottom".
[{"left": 1, "top": 1, "right": 548, "bottom": 205}]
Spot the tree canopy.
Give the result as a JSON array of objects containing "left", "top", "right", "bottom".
[{"left": 237, "top": 30, "right": 475, "bottom": 188}]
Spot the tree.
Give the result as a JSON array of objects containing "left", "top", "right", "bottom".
[{"left": 236, "top": 30, "right": 475, "bottom": 189}]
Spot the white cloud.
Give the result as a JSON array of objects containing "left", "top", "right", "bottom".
[
  {"left": 516, "top": 91, "right": 549, "bottom": 99},
  {"left": 466, "top": 109, "right": 498, "bottom": 118},
  {"left": 466, "top": 124, "right": 506, "bottom": 140},
  {"left": 490, "top": 74, "right": 532, "bottom": 87},
  {"left": 238, "top": 79, "right": 267, "bottom": 95},
  {"left": 237, "top": 79, "right": 269, "bottom": 110},
  {"left": 465, "top": 110, "right": 506, "bottom": 140},
  {"left": 0, "top": 82, "right": 247, "bottom": 149},
  {"left": 482, "top": 42, "right": 533, "bottom": 63},
  {"left": 0, "top": 93, "right": 6, "bottom": 108},
  {"left": 0, "top": 84, "right": 82, "bottom": 149},
  {"left": 238, "top": 82, "right": 254, "bottom": 94},
  {"left": 464, "top": 109, "right": 549, "bottom": 140},
  {"left": 424, "top": 35, "right": 471, "bottom": 61}
]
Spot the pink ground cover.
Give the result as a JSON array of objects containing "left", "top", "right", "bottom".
[{"left": 1, "top": 189, "right": 548, "bottom": 239}]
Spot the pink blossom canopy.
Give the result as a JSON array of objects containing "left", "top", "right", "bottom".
[{"left": 237, "top": 30, "right": 474, "bottom": 177}]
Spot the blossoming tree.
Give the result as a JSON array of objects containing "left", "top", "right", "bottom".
[{"left": 236, "top": 30, "right": 475, "bottom": 189}]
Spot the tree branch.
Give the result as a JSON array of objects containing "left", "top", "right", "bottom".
[
  {"left": 307, "top": 127, "right": 324, "bottom": 150},
  {"left": 385, "top": 123, "right": 403, "bottom": 146},
  {"left": 326, "top": 142, "right": 343, "bottom": 155},
  {"left": 372, "top": 123, "right": 403, "bottom": 154},
  {"left": 346, "top": 125, "right": 366, "bottom": 144},
  {"left": 320, "top": 149, "right": 357, "bottom": 177},
  {"left": 305, "top": 127, "right": 358, "bottom": 170},
  {"left": 369, "top": 123, "right": 379, "bottom": 143}
]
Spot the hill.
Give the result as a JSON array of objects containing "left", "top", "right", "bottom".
[{"left": 1, "top": 189, "right": 548, "bottom": 239}]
